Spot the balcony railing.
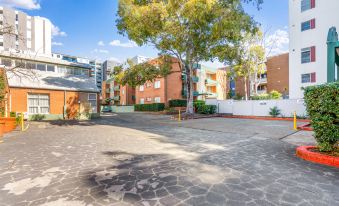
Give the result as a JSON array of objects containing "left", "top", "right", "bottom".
[
  {"left": 191, "top": 76, "right": 199, "bottom": 83},
  {"left": 182, "top": 90, "right": 200, "bottom": 97},
  {"left": 206, "top": 92, "right": 217, "bottom": 98},
  {"left": 205, "top": 79, "right": 217, "bottom": 85},
  {"left": 192, "top": 63, "right": 201, "bottom": 70},
  {"left": 113, "top": 96, "right": 120, "bottom": 101},
  {"left": 114, "top": 85, "right": 120, "bottom": 91},
  {"left": 259, "top": 78, "right": 267, "bottom": 84}
]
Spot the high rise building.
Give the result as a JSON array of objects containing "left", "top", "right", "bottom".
[
  {"left": 102, "top": 60, "right": 119, "bottom": 82},
  {"left": 289, "top": 0, "right": 339, "bottom": 99},
  {"left": 0, "top": 7, "right": 52, "bottom": 55}
]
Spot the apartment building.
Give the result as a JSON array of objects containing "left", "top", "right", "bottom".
[
  {"left": 0, "top": 51, "right": 99, "bottom": 120},
  {"left": 135, "top": 57, "right": 183, "bottom": 105},
  {"left": 289, "top": 0, "right": 339, "bottom": 99},
  {"left": 195, "top": 65, "right": 227, "bottom": 100},
  {"left": 0, "top": 7, "right": 52, "bottom": 55},
  {"left": 223, "top": 53, "right": 289, "bottom": 99},
  {"left": 89, "top": 60, "right": 103, "bottom": 91},
  {"left": 130, "top": 55, "right": 150, "bottom": 65},
  {"left": 102, "top": 60, "right": 119, "bottom": 82}
]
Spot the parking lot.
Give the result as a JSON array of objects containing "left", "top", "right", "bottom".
[{"left": 0, "top": 113, "right": 338, "bottom": 206}]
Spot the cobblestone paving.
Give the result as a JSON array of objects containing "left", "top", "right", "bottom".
[{"left": 0, "top": 113, "right": 338, "bottom": 206}]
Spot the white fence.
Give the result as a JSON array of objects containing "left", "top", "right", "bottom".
[{"left": 206, "top": 99, "right": 307, "bottom": 117}]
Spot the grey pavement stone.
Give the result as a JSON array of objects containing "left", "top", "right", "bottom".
[{"left": 0, "top": 113, "right": 337, "bottom": 206}]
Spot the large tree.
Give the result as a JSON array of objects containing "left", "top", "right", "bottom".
[{"left": 116, "top": 0, "right": 261, "bottom": 113}]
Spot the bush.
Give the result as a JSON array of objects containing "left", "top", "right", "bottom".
[
  {"left": 197, "top": 104, "right": 217, "bottom": 114},
  {"left": 304, "top": 82, "right": 339, "bottom": 152},
  {"left": 10, "top": 112, "right": 16, "bottom": 117},
  {"left": 269, "top": 90, "right": 282, "bottom": 99},
  {"left": 30, "top": 114, "right": 46, "bottom": 121},
  {"left": 269, "top": 106, "right": 281, "bottom": 117},
  {"left": 134, "top": 103, "right": 165, "bottom": 112},
  {"left": 169, "top": 99, "right": 187, "bottom": 107}
]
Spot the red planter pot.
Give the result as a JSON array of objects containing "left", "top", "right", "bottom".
[
  {"left": 0, "top": 117, "right": 17, "bottom": 133},
  {"left": 296, "top": 146, "right": 339, "bottom": 168}
]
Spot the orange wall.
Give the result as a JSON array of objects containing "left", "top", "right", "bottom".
[{"left": 9, "top": 87, "right": 99, "bottom": 119}]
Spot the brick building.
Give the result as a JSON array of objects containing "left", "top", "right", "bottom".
[
  {"left": 1, "top": 52, "right": 100, "bottom": 120},
  {"left": 135, "top": 57, "right": 183, "bottom": 105},
  {"left": 223, "top": 53, "right": 289, "bottom": 99}
]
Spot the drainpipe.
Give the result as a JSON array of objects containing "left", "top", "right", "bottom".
[{"left": 63, "top": 90, "right": 66, "bottom": 119}]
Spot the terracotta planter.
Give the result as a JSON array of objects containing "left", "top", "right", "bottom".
[{"left": 0, "top": 117, "right": 17, "bottom": 133}]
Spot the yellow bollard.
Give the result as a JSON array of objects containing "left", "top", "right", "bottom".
[
  {"left": 21, "top": 112, "right": 29, "bottom": 132},
  {"left": 178, "top": 109, "right": 181, "bottom": 122},
  {"left": 293, "top": 111, "right": 297, "bottom": 130}
]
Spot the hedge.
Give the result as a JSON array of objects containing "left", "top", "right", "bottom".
[
  {"left": 135, "top": 103, "right": 165, "bottom": 112},
  {"left": 169, "top": 99, "right": 187, "bottom": 107},
  {"left": 304, "top": 82, "right": 339, "bottom": 152}
]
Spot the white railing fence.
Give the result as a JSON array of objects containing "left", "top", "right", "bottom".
[{"left": 206, "top": 99, "right": 307, "bottom": 117}]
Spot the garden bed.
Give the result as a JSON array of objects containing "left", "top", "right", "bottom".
[{"left": 296, "top": 146, "right": 339, "bottom": 168}]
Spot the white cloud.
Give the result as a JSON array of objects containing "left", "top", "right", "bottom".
[
  {"left": 52, "top": 42, "right": 63, "bottom": 46},
  {"left": 97, "top": 41, "right": 105, "bottom": 46},
  {"left": 92, "top": 49, "right": 109, "bottom": 54},
  {"left": 109, "top": 40, "right": 138, "bottom": 48},
  {"left": 0, "top": 0, "right": 40, "bottom": 10},
  {"left": 265, "top": 29, "right": 289, "bottom": 56},
  {"left": 51, "top": 24, "right": 67, "bottom": 37}
]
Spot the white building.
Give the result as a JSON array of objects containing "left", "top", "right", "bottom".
[
  {"left": 0, "top": 7, "right": 52, "bottom": 56},
  {"left": 130, "top": 55, "right": 150, "bottom": 65},
  {"left": 289, "top": 0, "right": 339, "bottom": 99}
]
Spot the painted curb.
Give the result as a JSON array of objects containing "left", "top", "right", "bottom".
[{"left": 296, "top": 146, "right": 339, "bottom": 168}]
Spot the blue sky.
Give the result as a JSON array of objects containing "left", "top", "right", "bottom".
[{"left": 0, "top": 0, "right": 289, "bottom": 66}]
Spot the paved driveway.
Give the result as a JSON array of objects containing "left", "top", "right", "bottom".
[{"left": 0, "top": 113, "right": 338, "bottom": 206}]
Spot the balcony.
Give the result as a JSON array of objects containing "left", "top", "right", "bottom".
[
  {"left": 113, "top": 96, "right": 120, "bottom": 101},
  {"left": 205, "top": 79, "right": 217, "bottom": 86},
  {"left": 259, "top": 78, "right": 267, "bottom": 84},
  {"left": 182, "top": 90, "right": 200, "bottom": 97},
  {"left": 114, "top": 85, "right": 120, "bottom": 91},
  {"left": 192, "top": 63, "right": 201, "bottom": 70},
  {"left": 191, "top": 76, "right": 199, "bottom": 83},
  {"left": 257, "top": 89, "right": 267, "bottom": 95}
]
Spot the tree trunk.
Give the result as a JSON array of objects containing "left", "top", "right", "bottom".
[
  {"left": 186, "top": 63, "right": 194, "bottom": 114},
  {"left": 244, "top": 76, "right": 248, "bottom": 101}
]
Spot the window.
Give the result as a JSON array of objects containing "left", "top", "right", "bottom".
[
  {"left": 301, "top": 46, "right": 315, "bottom": 63},
  {"left": 28, "top": 94, "right": 49, "bottom": 114},
  {"left": 154, "top": 80, "right": 160, "bottom": 89},
  {"left": 146, "top": 97, "right": 152, "bottom": 102},
  {"left": 47, "top": 64, "right": 55, "bottom": 72},
  {"left": 301, "top": 73, "right": 316, "bottom": 83},
  {"left": 154, "top": 97, "right": 161, "bottom": 103},
  {"left": 1, "top": 58, "right": 12, "bottom": 67},
  {"left": 0, "top": 42, "right": 3, "bottom": 47},
  {"left": 140, "top": 98, "right": 145, "bottom": 104},
  {"left": 37, "top": 64, "right": 46, "bottom": 71},
  {"left": 139, "top": 85, "right": 144, "bottom": 91},
  {"left": 146, "top": 82, "right": 152, "bottom": 87},
  {"left": 15, "top": 60, "right": 25, "bottom": 68},
  {"left": 26, "top": 62, "right": 36, "bottom": 70},
  {"left": 301, "top": 19, "right": 315, "bottom": 31},
  {"left": 88, "top": 93, "right": 97, "bottom": 113},
  {"left": 301, "top": 0, "right": 315, "bottom": 12}
]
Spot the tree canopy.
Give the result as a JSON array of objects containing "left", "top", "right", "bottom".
[{"left": 116, "top": 0, "right": 262, "bottom": 113}]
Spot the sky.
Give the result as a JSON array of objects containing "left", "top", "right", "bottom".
[{"left": 0, "top": 0, "right": 289, "bottom": 67}]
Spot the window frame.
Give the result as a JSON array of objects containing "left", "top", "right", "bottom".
[
  {"left": 140, "top": 98, "right": 145, "bottom": 104},
  {"left": 139, "top": 85, "right": 144, "bottom": 92},
  {"left": 88, "top": 93, "right": 97, "bottom": 113},
  {"left": 154, "top": 80, "right": 161, "bottom": 89},
  {"left": 27, "top": 93, "right": 50, "bottom": 114},
  {"left": 154, "top": 97, "right": 161, "bottom": 103}
]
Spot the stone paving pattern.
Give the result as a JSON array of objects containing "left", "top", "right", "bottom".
[{"left": 0, "top": 113, "right": 338, "bottom": 206}]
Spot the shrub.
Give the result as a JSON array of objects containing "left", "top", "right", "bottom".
[
  {"left": 10, "top": 112, "right": 16, "bottom": 117},
  {"left": 304, "top": 82, "right": 339, "bottom": 152},
  {"left": 169, "top": 99, "right": 187, "bottom": 107},
  {"left": 269, "top": 106, "right": 281, "bottom": 117},
  {"left": 251, "top": 94, "right": 270, "bottom": 100},
  {"left": 30, "top": 114, "right": 46, "bottom": 121},
  {"left": 269, "top": 90, "right": 282, "bottom": 99},
  {"left": 197, "top": 105, "right": 217, "bottom": 114},
  {"left": 134, "top": 103, "right": 165, "bottom": 112}
]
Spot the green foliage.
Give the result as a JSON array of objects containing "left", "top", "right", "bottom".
[
  {"left": 233, "top": 93, "right": 244, "bottom": 100},
  {"left": 10, "top": 112, "right": 16, "bottom": 117},
  {"left": 169, "top": 99, "right": 187, "bottom": 107},
  {"left": 251, "top": 90, "right": 282, "bottom": 100},
  {"left": 113, "top": 57, "right": 171, "bottom": 88},
  {"left": 193, "top": 100, "right": 205, "bottom": 111},
  {"left": 304, "top": 82, "right": 339, "bottom": 152},
  {"left": 117, "top": 0, "right": 260, "bottom": 113},
  {"left": 196, "top": 104, "right": 217, "bottom": 115},
  {"left": 135, "top": 103, "right": 165, "bottom": 112},
  {"left": 269, "top": 106, "right": 281, "bottom": 117},
  {"left": 30, "top": 114, "right": 46, "bottom": 121},
  {"left": 269, "top": 90, "right": 282, "bottom": 99}
]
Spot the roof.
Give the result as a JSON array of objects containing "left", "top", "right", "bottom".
[{"left": 7, "top": 70, "right": 99, "bottom": 93}]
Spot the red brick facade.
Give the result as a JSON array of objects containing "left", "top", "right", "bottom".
[
  {"left": 135, "top": 57, "right": 183, "bottom": 105},
  {"left": 120, "top": 85, "right": 135, "bottom": 105},
  {"left": 266, "top": 53, "right": 289, "bottom": 95}
]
